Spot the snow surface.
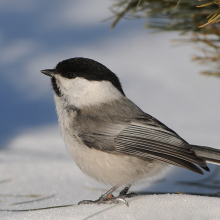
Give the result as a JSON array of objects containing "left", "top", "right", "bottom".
[
  {"left": 1, "top": 127, "right": 220, "bottom": 220},
  {"left": 1, "top": 0, "right": 220, "bottom": 219}
]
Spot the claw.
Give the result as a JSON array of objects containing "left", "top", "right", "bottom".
[{"left": 116, "top": 197, "right": 129, "bottom": 207}]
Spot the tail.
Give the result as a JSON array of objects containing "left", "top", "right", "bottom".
[{"left": 191, "top": 145, "right": 220, "bottom": 166}]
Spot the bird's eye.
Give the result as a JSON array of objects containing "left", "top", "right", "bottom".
[{"left": 66, "top": 72, "right": 75, "bottom": 79}]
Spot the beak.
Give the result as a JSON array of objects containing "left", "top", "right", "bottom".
[{"left": 40, "top": 69, "right": 56, "bottom": 77}]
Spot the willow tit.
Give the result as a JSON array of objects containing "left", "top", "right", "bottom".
[{"left": 41, "top": 57, "right": 220, "bottom": 205}]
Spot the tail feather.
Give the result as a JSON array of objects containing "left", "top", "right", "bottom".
[{"left": 191, "top": 145, "right": 220, "bottom": 166}]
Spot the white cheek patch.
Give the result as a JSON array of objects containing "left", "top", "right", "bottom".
[{"left": 55, "top": 75, "right": 123, "bottom": 108}]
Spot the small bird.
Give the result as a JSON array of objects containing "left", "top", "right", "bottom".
[{"left": 41, "top": 57, "right": 220, "bottom": 205}]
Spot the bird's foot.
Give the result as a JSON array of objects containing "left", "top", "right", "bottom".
[{"left": 78, "top": 186, "right": 138, "bottom": 206}]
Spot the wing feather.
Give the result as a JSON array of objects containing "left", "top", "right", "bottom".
[{"left": 79, "top": 116, "right": 207, "bottom": 174}]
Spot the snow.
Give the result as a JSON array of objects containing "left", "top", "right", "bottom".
[
  {"left": 1, "top": 126, "right": 220, "bottom": 219},
  {"left": 3, "top": 195, "right": 220, "bottom": 220},
  {"left": 1, "top": 0, "right": 220, "bottom": 219}
]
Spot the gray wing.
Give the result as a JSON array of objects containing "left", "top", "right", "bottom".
[{"left": 80, "top": 116, "right": 207, "bottom": 174}]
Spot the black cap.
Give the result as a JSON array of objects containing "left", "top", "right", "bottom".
[{"left": 55, "top": 57, "right": 125, "bottom": 96}]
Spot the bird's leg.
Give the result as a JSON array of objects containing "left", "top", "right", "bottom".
[
  {"left": 118, "top": 185, "right": 137, "bottom": 198},
  {"left": 78, "top": 185, "right": 138, "bottom": 206},
  {"left": 78, "top": 186, "right": 118, "bottom": 205},
  {"left": 119, "top": 185, "right": 130, "bottom": 195}
]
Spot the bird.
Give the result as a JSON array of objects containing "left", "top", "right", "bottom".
[{"left": 41, "top": 57, "right": 220, "bottom": 205}]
